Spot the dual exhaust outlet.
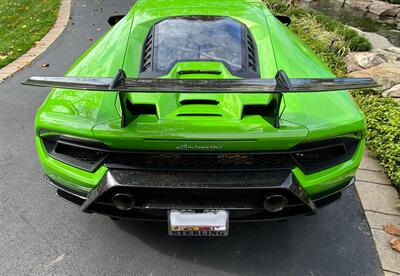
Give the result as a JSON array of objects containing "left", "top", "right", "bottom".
[{"left": 111, "top": 193, "right": 288, "bottom": 213}]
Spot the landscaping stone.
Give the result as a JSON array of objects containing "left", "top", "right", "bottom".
[
  {"left": 369, "top": 2, "right": 396, "bottom": 16},
  {"left": 386, "top": 46, "right": 400, "bottom": 56},
  {"left": 349, "top": 27, "right": 394, "bottom": 50},
  {"left": 376, "top": 48, "right": 400, "bottom": 62},
  {"left": 371, "top": 229, "right": 400, "bottom": 274},
  {"left": 349, "top": 63, "right": 400, "bottom": 91},
  {"left": 346, "top": 48, "right": 400, "bottom": 74},
  {"left": 381, "top": 7, "right": 400, "bottom": 18},
  {"left": 349, "top": 0, "right": 373, "bottom": 12},
  {"left": 383, "top": 84, "right": 400, "bottom": 98},
  {"left": 356, "top": 181, "right": 400, "bottom": 215},
  {"left": 345, "top": 53, "right": 364, "bottom": 72},
  {"left": 354, "top": 51, "right": 387, "bottom": 69}
]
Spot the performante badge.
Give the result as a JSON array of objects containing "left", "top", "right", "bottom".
[{"left": 175, "top": 144, "right": 223, "bottom": 151}]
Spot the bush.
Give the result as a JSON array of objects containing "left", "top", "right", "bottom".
[{"left": 353, "top": 91, "right": 400, "bottom": 186}]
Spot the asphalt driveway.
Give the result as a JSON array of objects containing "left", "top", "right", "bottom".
[{"left": 0, "top": 0, "right": 382, "bottom": 275}]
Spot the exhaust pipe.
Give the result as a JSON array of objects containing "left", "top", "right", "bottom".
[
  {"left": 263, "top": 195, "right": 288, "bottom": 213},
  {"left": 111, "top": 193, "right": 135, "bottom": 211}
]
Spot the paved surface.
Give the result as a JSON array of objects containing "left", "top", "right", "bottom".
[
  {"left": 357, "top": 150, "right": 400, "bottom": 275},
  {"left": 0, "top": 1, "right": 383, "bottom": 275}
]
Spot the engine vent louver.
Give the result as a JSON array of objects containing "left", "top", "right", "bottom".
[
  {"left": 141, "top": 32, "right": 153, "bottom": 72},
  {"left": 246, "top": 33, "right": 257, "bottom": 72}
]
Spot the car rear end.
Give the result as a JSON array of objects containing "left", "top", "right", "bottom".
[{"left": 32, "top": 0, "right": 368, "bottom": 236}]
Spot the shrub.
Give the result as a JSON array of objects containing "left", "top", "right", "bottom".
[{"left": 353, "top": 91, "right": 400, "bottom": 187}]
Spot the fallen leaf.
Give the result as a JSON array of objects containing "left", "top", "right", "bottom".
[
  {"left": 390, "top": 238, "right": 400, "bottom": 253},
  {"left": 45, "top": 254, "right": 65, "bottom": 268},
  {"left": 384, "top": 224, "right": 400, "bottom": 236},
  {"left": 41, "top": 63, "right": 49, "bottom": 67}
]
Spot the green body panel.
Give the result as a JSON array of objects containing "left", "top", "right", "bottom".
[{"left": 35, "top": 0, "right": 365, "bottom": 195}]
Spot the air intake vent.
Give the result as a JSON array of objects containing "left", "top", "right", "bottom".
[
  {"left": 141, "top": 32, "right": 153, "bottom": 72},
  {"left": 126, "top": 102, "right": 157, "bottom": 117},
  {"left": 177, "top": 113, "right": 222, "bottom": 117},
  {"left": 180, "top": 99, "right": 219, "bottom": 105},
  {"left": 246, "top": 33, "right": 257, "bottom": 72},
  {"left": 242, "top": 103, "right": 274, "bottom": 119}
]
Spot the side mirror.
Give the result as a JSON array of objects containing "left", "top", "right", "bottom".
[
  {"left": 108, "top": 15, "right": 125, "bottom": 26},
  {"left": 275, "top": 15, "right": 291, "bottom": 26}
]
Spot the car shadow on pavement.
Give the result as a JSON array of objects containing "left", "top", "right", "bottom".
[
  {"left": 112, "top": 189, "right": 380, "bottom": 275},
  {"left": 116, "top": 218, "right": 302, "bottom": 275}
]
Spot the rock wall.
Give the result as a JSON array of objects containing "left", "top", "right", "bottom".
[
  {"left": 337, "top": 0, "right": 400, "bottom": 26},
  {"left": 347, "top": 47, "right": 400, "bottom": 98}
]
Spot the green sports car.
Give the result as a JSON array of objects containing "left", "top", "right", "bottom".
[{"left": 24, "top": 0, "right": 378, "bottom": 236}]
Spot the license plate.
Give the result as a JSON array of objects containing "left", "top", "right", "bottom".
[{"left": 168, "top": 210, "right": 229, "bottom": 236}]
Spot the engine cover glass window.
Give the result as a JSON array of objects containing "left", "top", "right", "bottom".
[{"left": 153, "top": 16, "right": 243, "bottom": 72}]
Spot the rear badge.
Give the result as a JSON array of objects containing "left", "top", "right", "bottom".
[
  {"left": 168, "top": 210, "right": 229, "bottom": 236},
  {"left": 175, "top": 144, "right": 223, "bottom": 151}
]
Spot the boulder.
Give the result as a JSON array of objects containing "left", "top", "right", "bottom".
[
  {"left": 381, "top": 7, "right": 400, "bottom": 17},
  {"left": 376, "top": 48, "right": 400, "bottom": 63},
  {"left": 386, "top": 47, "right": 400, "bottom": 56},
  {"left": 382, "top": 84, "right": 400, "bottom": 98},
  {"left": 345, "top": 47, "right": 400, "bottom": 72},
  {"left": 369, "top": 2, "right": 396, "bottom": 15},
  {"left": 353, "top": 51, "right": 387, "bottom": 69},
  {"left": 349, "top": 0, "right": 373, "bottom": 11},
  {"left": 348, "top": 63, "right": 400, "bottom": 91},
  {"left": 349, "top": 27, "right": 394, "bottom": 50},
  {"left": 345, "top": 53, "right": 365, "bottom": 72}
]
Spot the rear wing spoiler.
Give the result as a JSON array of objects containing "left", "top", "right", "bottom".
[{"left": 23, "top": 69, "right": 379, "bottom": 128}]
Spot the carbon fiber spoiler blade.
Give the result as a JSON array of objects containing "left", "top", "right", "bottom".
[
  {"left": 22, "top": 74, "right": 378, "bottom": 93},
  {"left": 23, "top": 69, "right": 379, "bottom": 129}
]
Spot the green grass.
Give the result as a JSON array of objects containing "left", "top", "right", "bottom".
[
  {"left": 264, "top": 0, "right": 399, "bottom": 187},
  {"left": 0, "top": 0, "right": 61, "bottom": 69}
]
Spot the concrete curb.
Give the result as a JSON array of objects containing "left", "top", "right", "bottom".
[
  {"left": 357, "top": 149, "right": 400, "bottom": 275},
  {"left": 0, "top": 0, "right": 72, "bottom": 82}
]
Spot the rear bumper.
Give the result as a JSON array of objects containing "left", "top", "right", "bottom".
[{"left": 45, "top": 169, "right": 354, "bottom": 222}]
